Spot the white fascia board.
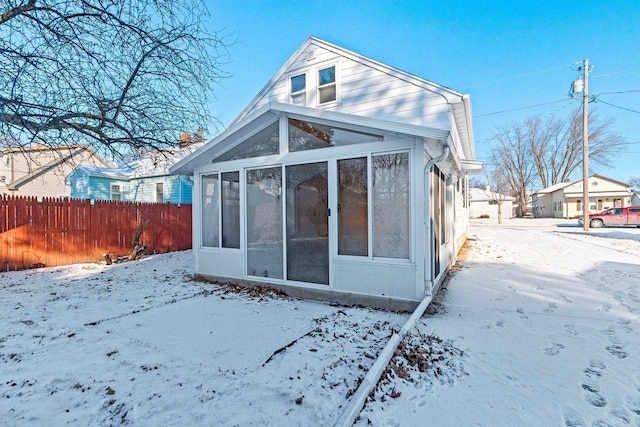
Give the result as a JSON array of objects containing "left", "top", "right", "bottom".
[
  {"left": 460, "top": 159, "right": 483, "bottom": 175},
  {"left": 270, "top": 103, "right": 450, "bottom": 140},
  {"left": 231, "top": 36, "right": 466, "bottom": 126},
  {"left": 170, "top": 105, "right": 278, "bottom": 175}
]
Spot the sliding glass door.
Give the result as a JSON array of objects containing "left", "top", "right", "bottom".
[{"left": 286, "top": 162, "right": 329, "bottom": 285}]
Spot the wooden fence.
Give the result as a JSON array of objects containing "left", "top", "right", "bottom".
[{"left": 1, "top": 195, "right": 192, "bottom": 272}]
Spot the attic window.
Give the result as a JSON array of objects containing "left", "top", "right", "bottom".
[
  {"left": 318, "top": 66, "right": 336, "bottom": 104},
  {"left": 290, "top": 74, "right": 306, "bottom": 105}
]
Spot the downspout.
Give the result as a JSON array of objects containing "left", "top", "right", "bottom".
[{"left": 423, "top": 144, "right": 450, "bottom": 294}]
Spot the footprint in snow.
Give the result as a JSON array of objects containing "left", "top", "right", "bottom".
[
  {"left": 583, "top": 388, "right": 607, "bottom": 408},
  {"left": 558, "top": 294, "right": 573, "bottom": 303},
  {"left": 516, "top": 307, "right": 528, "bottom": 319},
  {"left": 624, "top": 397, "right": 640, "bottom": 416},
  {"left": 596, "top": 304, "right": 612, "bottom": 313},
  {"left": 609, "top": 407, "right": 631, "bottom": 424},
  {"left": 591, "top": 420, "right": 614, "bottom": 427},
  {"left": 605, "top": 344, "right": 628, "bottom": 359},
  {"left": 562, "top": 407, "right": 586, "bottom": 426},
  {"left": 543, "top": 302, "right": 558, "bottom": 313},
  {"left": 495, "top": 319, "right": 505, "bottom": 328},
  {"left": 564, "top": 323, "right": 579, "bottom": 337},
  {"left": 544, "top": 342, "right": 565, "bottom": 356},
  {"left": 583, "top": 359, "right": 606, "bottom": 379}
]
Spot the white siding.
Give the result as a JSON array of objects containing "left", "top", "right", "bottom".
[{"left": 243, "top": 43, "right": 452, "bottom": 129}]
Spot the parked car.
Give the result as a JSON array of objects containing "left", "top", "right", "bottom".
[{"left": 578, "top": 206, "right": 640, "bottom": 228}]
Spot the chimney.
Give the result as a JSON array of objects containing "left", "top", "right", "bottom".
[
  {"left": 485, "top": 185, "right": 491, "bottom": 192},
  {"left": 564, "top": 178, "right": 571, "bottom": 183}
]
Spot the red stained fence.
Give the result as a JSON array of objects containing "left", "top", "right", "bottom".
[{"left": 1, "top": 195, "right": 192, "bottom": 271}]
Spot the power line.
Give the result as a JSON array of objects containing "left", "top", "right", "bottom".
[
  {"left": 595, "top": 99, "right": 640, "bottom": 114},
  {"left": 595, "top": 90, "right": 640, "bottom": 96},
  {"left": 474, "top": 99, "right": 572, "bottom": 118}
]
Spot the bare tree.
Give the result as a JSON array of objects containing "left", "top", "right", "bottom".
[
  {"left": 490, "top": 121, "right": 537, "bottom": 218},
  {"left": 628, "top": 177, "right": 640, "bottom": 191},
  {"left": 1, "top": 0, "right": 230, "bottom": 160},
  {"left": 480, "top": 167, "right": 514, "bottom": 224},
  {"left": 530, "top": 107, "right": 625, "bottom": 187}
]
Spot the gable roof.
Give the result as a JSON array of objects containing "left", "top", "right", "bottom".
[
  {"left": 469, "top": 187, "right": 516, "bottom": 202},
  {"left": 171, "top": 102, "right": 452, "bottom": 175},
  {"left": 532, "top": 181, "right": 572, "bottom": 195},
  {"left": 72, "top": 142, "right": 204, "bottom": 181},
  {"left": 5, "top": 145, "right": 109, "bottom": 190},
  {"left": 230, "top": 36, "right": 475, "bottom": 159}
]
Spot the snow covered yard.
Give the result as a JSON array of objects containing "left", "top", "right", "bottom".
[
  {"left": 0, "top": 251, "right": 408, "bottom": 426},
  {"left": 2, "top": 218, "right": 639, "bottom": 426},
  {"left": 358, "top": 218, "right": 640, "bottom": 427}
]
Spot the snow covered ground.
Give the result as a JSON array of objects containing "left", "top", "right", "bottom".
[{"left": 1, "top": 218, "right": 639, "bottom": 426}]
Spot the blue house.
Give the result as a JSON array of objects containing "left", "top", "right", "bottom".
[{"left": 67, "top": 147, "right": 197, "bottom": 204}]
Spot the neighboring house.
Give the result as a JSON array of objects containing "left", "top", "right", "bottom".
[
  {"left": 631, "top": 190, "right": 640, "bottom": 206},
  {"left": 0, "top": 144, "right": 111, "bottom": 199},
  {"left": 170, "top": 36, "right": 482, "bottom": 309},
  {"left": 469, "top": 187, "right": 515, "bottom": 219},
  {"left": 67, "top": 146, "right": 197, "bottom": 204},
  {"left": 532, "top": 174, "right": 631, "bottom": 218}
]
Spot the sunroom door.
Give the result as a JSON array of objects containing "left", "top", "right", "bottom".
[{"left": 286, "top": 162, "right": 329, "bottom": 285}]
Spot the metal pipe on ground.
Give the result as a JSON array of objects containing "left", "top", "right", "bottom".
[{"left": 332, "top": 295, "right": 432, "bottom": 427}]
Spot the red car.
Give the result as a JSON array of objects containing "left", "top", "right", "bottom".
[{"left": 578, "top": 206, "right": 640, "bottom": 228}]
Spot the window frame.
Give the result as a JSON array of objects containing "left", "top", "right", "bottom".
[
  {"left": 155, "top": 182, "right": 164, "bottom": 203},
  {"left": 199, "top": 170, "right": 242, "bottom": 250},
  {"left": 110, "top": 183, "right": 122, "bottom": 201},
  {"left": 289, "top": 72, "right": 307, "bottom": 106},
  {"left": 317, "top": 63, "right": 339, "bottom": 106},
  {"left": 335, "top": 149, "right": 411, "bottom": 262}
]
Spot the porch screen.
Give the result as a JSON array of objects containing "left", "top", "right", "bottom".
[
  {"left": 373, "top": 153, "right": 409, "bottom": 259},
  {"left": 221, "top": 172, "right": 240, "bottom": 248},
  {"left": 338, "top": 157, "right": 368, "bottom": 256},
  {"left": 201, "top": 174, "right": 219, "bottom": 247},
  {"left": 246, "top": 167, "right": 283, "bottom": 279}
]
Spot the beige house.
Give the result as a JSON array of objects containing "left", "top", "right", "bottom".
[
  {"left": 469, "top": 187, "right": 515, "bottom": 219},
  {"left": 0, "top": 144, "right": 111, "bottom": 199},
  {"left": 532, "top": 174, "right": 631, "bottom": 218}
]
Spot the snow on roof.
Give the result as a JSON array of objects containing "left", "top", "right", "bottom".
[
  {"left": 533, "top": 181, "right": 572, "bottom": 195},
  {"left": 76, "top": 143, "right": 204, "bottom": 180},
  {"left": 469, "top": 187, "right": 516, "bottom": 202}
]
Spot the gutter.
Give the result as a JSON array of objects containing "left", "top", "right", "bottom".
[{"left": 423, "top": 144, "right": 450, "bottom": 293}]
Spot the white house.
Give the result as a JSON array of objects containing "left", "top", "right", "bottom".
[
  {"left": 469, "top": 187, "right": 515, "bottom": 219},
  {"left": 171, "top": 37, "right": 482, "bottom": 309},
  {"left": 532, "top": 175, "right": 631, "bottom": 218}
]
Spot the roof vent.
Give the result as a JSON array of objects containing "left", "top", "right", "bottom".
[{"left": 307, "top": 49, "right": 316, "bottom": 61}]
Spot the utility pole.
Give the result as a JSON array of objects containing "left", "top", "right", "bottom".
[{"left": 581, "top": 59, "right": 590, "bottom": 232}]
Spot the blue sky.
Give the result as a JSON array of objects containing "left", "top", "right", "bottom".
[{"left": 205, "top": 0, "right": 640, "bottom": 185}]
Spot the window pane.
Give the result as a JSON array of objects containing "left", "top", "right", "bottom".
[
  {"left": 291, "top": 92, "right": 306, "bottom": 105},
  {"left": 319, "top": 66, "right": 335, "bottom": 85},
  {"left": 373, "top": 153, "right": 409, "bottom": 259},
  {"left": 288, "top": 119, "right": 383, "bottom": 152},
  {"left": 286, "top": 162, "right": 329, "bottom": 285},
  {"left": 318, "top": 85, "right": 336, "bottom": 104},
  {"left": 222, "top": 171, "right": 240, "bottom": 249},
  {"left": 338, "top": 158, "right": 368, "bottom": 256},
  {"left": 246, "top": 167, "right": 283, "bottom": 279},
  {"left": 214, "top": 122, "right": 279, "bottom": 162},
  {"left": 155, "top": 183, "right": 163, "bottom": 203},
  {"left": 291, "top": 74, "right": 306, "bottom": 93},
  {"left": 201, "top": 174, "right": 219, "bottom": 247}
]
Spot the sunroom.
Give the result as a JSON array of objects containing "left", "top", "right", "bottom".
[{"left": 171, "top": 102, "right": 462, "bottom": 309}]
